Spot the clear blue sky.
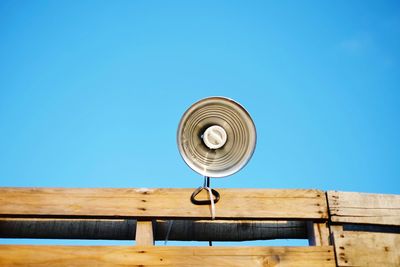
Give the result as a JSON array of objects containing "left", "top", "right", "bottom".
[
  {"left": 0, "top": 0, "right": 400, "bottom": 249},
  {"left": 0, "top": 0, "right": 399, "bottom": 245}
]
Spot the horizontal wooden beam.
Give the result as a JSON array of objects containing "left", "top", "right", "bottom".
[
  {"left": 0, "top": 245, "right": 335, "bottom": 266},
  {"left": 0, "top": 188, "right": 328, "bottom": 219},
  {"left": 332, "top": 228, "right": 400, "bottom": 267},
  {"left": 327, "top": 191, "right": 400, "bottom": 226},
  {"left": 0, "top": 218, "right": 307, "bottom": 241}
]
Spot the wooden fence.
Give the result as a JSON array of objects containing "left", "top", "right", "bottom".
[{"left": 0, "top": 188, "right": 398, "bottom": 266}]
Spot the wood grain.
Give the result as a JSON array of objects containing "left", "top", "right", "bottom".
[
  {"left": 135, "top": 220, "right": 154, "bottom": 245},
  {"left": 0, "top": 245, "right": 335, "bottom": 267},
  {"left": 332, "top": 229, "right": 400, "bottom": 267},
  {"left": 0, "top": 188, "right": 328, "bottom": 219},
  {"left": 307, "top": 222, "right": 330, "bottom": 246},
  {"left": 328, "top": 191, "right": 400, "bottom": 226}
]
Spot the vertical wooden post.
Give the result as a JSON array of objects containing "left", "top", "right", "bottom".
[
  {"left": 307, "top": 221, "right": 330, "bottom": 246},
  {"left": 135, "top": 220, "right": 154, "bottom": 246}
]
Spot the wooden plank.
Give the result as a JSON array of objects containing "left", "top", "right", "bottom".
[
  {"left": 328, "top": 191, "right": 400, "bottom": 226},
  {"left": 135, "top": 220, "right": 154, "bottom": 245},
  {"left": 332, "top": 229, "right": 400, "bottom": 267},
  {"left": 307, "top": 222, "right": 330, "bottom": 246},
  {"left": 0, "top": 218, "right": 308, "bottom": 240},
  {"left": 0, "top": 188, "right": 328, "bottom": 219},
  {"left": 0, "top": 245, "right": 335, "bottom": 267}
]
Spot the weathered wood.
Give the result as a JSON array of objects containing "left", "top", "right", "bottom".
[
  {"left": 328, "top": 191, "right": 400, "bottom": 226},
  {"left": 0, "top": 218, "right": 307, "bottom": 241},
  {"left": 307, "top": 222, "right": 330, "bottom": 246},
  {"left": 0, "top": 188, "right": 328, "bottom": 219},
  {"left": 135, "top": 220, "right": 154, "bottom": 245},
  {"left": 0, "top": 245, "right": 335, "bottom": 267},
  {"left": 332, "top": 229, "right": 400, "bottom": 267}
]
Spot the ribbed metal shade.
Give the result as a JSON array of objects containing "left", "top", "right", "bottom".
[{"left": 177, "top": 97, "right": 256, "bottom": 178}]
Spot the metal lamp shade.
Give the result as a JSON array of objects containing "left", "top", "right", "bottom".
[{"left": 177, "top": 97, "right": 256, "bottom": 178}]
